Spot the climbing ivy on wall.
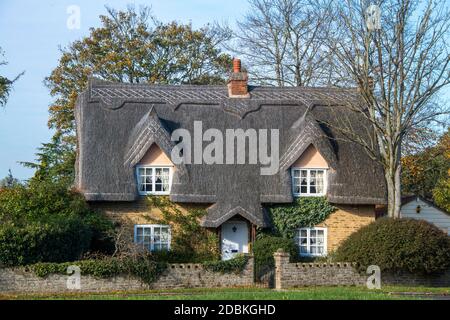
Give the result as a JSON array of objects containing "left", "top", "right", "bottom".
[
  {"left": 146, "top": 196, "right": 220, "bottom": 262},
  {"left": 266, "top": 197, "right": 336, "bottom": 239}
]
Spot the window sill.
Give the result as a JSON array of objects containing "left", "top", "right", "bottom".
[
  {"left": 299, "top": 253, "right": 327, "bottom": 257},
  {"left": 138, "top": 192, "right": 170, "bottom": 196}
]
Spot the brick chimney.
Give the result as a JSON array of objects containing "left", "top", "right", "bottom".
[{"left": 228, "top": 58, "right": 249, "bottom": 98}]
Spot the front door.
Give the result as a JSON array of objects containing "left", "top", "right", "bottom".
[{"left": 221, "top": 221, "right": 249, "bottom": 260}]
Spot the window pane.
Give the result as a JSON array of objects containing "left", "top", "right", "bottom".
[
  {"left": 310, "top": 229, "right": 316, "bottom": 237},
  {"left": 162, "top": 177, "right": 169, "bottom": 191},
  {"left": 293, "top": 170, "right": 300, "bottom": 178},
  {"left": 155, "top": 184, "right": 162, "bottom": 191},
  {"left": 317, "top": 170, "right": 324, "bottom": 180},
  {"left": 300, "top": 229, "right": 307, "bottom": 237},
  {"left": 143, "top": 236, "right": 151, "bottom": 246},
  {"left": 317, "top": 171, "right": 324, "bottom": 192},
  {"left": 310, "top": 186, "right": 317, "bottom": 194},
  {"left": 161, "top": 227, "right": 169, "bottom": 242},
  {"left": 310, "top": 246, "right": 317, "bottom": 254},
  {"left": 310, "top": 170, "right": 316, "bottom": 178},
  {"left": 301, "top": 186, "right": 307, "bottom": 193},
  {"left": 136, "top": 227, "right": 143, "bottom": 236},
  {"left": 154, "top": 227, "right": 161, "bottom": 243},
  {"left": 316, "top": 185, "right": 323, "bottom": 194},
  {"left": 300, "top": 246, "right": 308, "bottom": 253}
]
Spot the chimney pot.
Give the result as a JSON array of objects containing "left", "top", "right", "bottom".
[{"left": 233, "top": 58, "right": 241, "bottom": 73}]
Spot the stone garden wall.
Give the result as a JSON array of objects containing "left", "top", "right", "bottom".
[
  {"left": 274, "top": 250, "right": 450, "bottom": 289},
  {"left": 0, "top": 256, "right": 254, "bottom": 294}
]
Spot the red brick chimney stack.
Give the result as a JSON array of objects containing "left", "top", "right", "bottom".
[{"left": 228, "top": 58, "right": 249, "bottom": 98}]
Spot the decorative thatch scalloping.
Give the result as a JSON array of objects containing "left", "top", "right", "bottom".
[
  {"left": 279, "top": 114, "right": 338, "bottom": 171},
  {"left": 75, "top": 79, "right": 387, "bottom": 226},
  {"left": 123, "top": 106, "right": 187, "bottom": 178}
]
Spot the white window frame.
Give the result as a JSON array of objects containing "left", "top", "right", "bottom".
[
  {"left": 134, "top": 224, "right": 171, "bottom": 251},
  {"left": 297, "top": 227, "right": 327, "bottom": 257},
  {"left": 136, "top": 165, "right": 173, "bottom": 195},
  {"left": 291, "top": 168, "right": 327, "bottom": 197}
]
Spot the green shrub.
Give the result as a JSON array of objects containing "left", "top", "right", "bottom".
[
  {"left": 0, "top": 181, "right": 88, "bottom": 223},
  {"left": 202, "top": 254, "right": 249, "bottom": 274},
  {"left": 253, "top": 236, "right": 298, "bottom": 269},
  {"left": 0, "top": 181, "right": 115, "bottom": 265},
  {"left": 267, "top": 197, "right": 336, "bottom": 238},
  {"left": 334, "top": 218, "right": 450, "bottom": 274},
  {"left": 82, "top": 212, "right": 115, "bottom": 254},
  {"left": 28, "top": 254, "right": 167, "bottom": 285},
  {"left": 0, "top": 216, "right": 92, "bottom": 266}
]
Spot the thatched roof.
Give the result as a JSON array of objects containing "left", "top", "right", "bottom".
[{"left": 75, "top": 79, "right": 386, "bottom": 227}]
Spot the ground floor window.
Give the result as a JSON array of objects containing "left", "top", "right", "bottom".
[
  {"left": 297, "top": 227, "right": 327, "bottom": 256},
  {"left": 134, "top": 224, "right": 171, "bottom": 251}
]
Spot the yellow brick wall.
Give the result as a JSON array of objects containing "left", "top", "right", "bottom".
[
  {"left": 89, "top": 199, "right": 210, "bottom": 243},
  {"left": 316, "top": 205, "right": 376, "bottom": 253},
  {"left": 91, "top": 199, "right": 375, "bottom": 255}
]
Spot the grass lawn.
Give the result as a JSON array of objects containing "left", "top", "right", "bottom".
[{"left": 1, "top": 286, "right": 449, "bottom": 300}]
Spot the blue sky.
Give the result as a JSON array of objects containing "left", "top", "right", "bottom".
[{"left": 0, "top": 0, "right": 249, "bottom": 180}]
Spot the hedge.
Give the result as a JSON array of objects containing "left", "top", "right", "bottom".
[
  {"left": 333, "top": 218, "right": 450, "bottom": 274},
  {"left": 28, "top": 255, "right": 167, "bottom": 285},
  {"left": 202, "top": 254, "right": 249, "bottom": 274},
  {"left": 253, "top": 236, "right": 298, "bottom": 269},
  {"left": 0, "top": 217, "right": 92, "bottom": 266}
]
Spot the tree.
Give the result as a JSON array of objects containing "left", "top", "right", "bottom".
[
  {"left": 21, "top": 134, "right": 76, "bottom": 187},
  {"left": 402, "top": 129, "right": 449, "bottom": 200},
  {"left": 224, "top": 0, "right": 334, "bottom": 86},
  {"left": 432, "top": 129, "right": 450, "bottom": 211},
  {"left": 0, "top": 169, "right": 20, "bottom": 188},
  {"left": 326, "top": 0, "right": 450, "bottom": 218},
  {"left": 0, "top": 47, "right": 24, "bottom": 107},
  {"left": 41, "top": 5, "right": 232, "bottom": 183}
]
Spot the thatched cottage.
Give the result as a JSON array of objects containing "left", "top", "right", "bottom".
[{"left": 75, "top": 59, "right": 386, "bottom": 260}]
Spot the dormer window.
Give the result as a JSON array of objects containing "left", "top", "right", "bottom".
[
  {"left": 292, "top": 168, "right": 327, "bottom": 196},
  {"left": 135, "top": 143, "right": 174, "bottom": 196},
  {"left": 290, "top": 144, "right": 329, "bottom": 197},
  {"left": 136, "top": 166, "right": 172, "bottom": 195}
]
